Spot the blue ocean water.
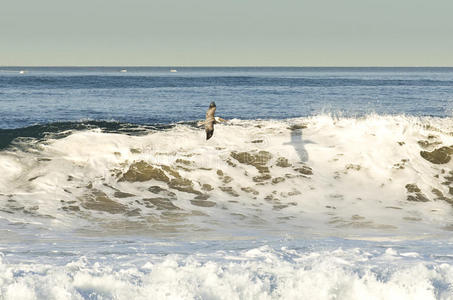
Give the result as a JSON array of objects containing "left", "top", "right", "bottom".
[
  {"left": 1, "top": 67, "right": 453, "bottom": 299},
  {"left": 1, "top": 67, "right": 452, "bottom": 129}
]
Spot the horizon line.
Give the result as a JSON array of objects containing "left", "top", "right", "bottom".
[{"left": 2, "top": 65, "right": 453, "bottom": 68}]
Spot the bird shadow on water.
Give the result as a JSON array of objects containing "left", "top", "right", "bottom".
[{"left": 284, "top": 126, "right": 314, "bottom": 163}]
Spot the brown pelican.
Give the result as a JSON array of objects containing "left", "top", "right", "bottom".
[
  {"left": 201, "top": 101, "right": 226, "bottom": 140},
  {"left": 205, "top": 101, "right": 216, "bottom": 140}
]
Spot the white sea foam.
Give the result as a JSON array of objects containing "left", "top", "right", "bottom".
[
  {"left": 1, "top": 115, "right": 453, "bottom": 299},
  {"left": 0, "top": 115, "right": 452, "bottom": 238},
  {"left": 0, "top": 245, "right": 452, "bottom": 300}
]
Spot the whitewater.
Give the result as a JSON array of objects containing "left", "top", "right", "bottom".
[{"left": 1, "top": 67, "right": 453, "bottom": 299}]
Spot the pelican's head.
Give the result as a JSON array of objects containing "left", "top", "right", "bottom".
[{"left": 209, "top": 101, "right": 216, "bottom": 108}]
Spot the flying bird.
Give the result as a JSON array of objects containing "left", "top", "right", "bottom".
[
  {"left": 205, "top": 101, "right": 217, "bottom": 140},
  {"left": 201, "top": 101, "right": 226, "bottom": 140}
]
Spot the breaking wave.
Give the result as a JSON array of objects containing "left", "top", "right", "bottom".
[{"left": 1, "top": 115, "right": 453, "bottom": 238}]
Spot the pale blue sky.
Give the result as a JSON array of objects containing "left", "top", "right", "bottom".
[{"left": 1, "top": 0, "right": 452, "bottom": 66}]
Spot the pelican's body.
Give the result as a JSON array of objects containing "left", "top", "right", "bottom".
[{"left": 205, "top": 102, "right": 216, "bottom": 140}]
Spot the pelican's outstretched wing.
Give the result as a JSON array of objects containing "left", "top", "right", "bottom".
[{"left": 214, "top": 117, "right": 226, "bottom": 123}]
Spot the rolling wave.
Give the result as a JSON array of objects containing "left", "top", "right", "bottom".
[{"left": 1, "top": 115, "right": 452, "bottom": 238}]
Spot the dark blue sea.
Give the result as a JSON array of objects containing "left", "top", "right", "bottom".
[
  {"left": 1, "top": 67, "right": 452, "bottom": 129},
  {"left": 0, "top": 67, "right": 453, "bottom": 299}
]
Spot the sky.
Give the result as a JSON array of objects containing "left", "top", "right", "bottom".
[{"left": 1, "top": 0, "right": 453, "bottom": 66}]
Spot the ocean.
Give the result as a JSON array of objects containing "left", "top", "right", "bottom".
[{"left": 0, "top": 67, "right": 453, "bottom": 299}]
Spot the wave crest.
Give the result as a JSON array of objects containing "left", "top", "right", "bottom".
[{"left": 1, "top": 115, "right": 453, "bottom": 238}]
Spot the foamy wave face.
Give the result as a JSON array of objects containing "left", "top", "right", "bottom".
[
  {"left": 1, "top": 245, "right": 452, "bottom": 300},
  {"left": 1, "top": 115, "right": 453, "bottom": 238}
]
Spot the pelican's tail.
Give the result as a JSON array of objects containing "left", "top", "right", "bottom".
[{"left": 206, "top": 129, "right": 214, "bottom": 140}]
